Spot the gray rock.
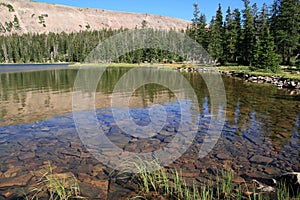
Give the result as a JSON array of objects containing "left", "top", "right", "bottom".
[{"left": 277, "top": 81, "right": 284, "bottom": 88}]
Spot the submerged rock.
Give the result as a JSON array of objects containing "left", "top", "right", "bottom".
[
  {"left": 249, "top": 155, "right": 273, "bottom": 165},
  {"left": 0, "top": 174, "right": 32, "bottom": 188}
]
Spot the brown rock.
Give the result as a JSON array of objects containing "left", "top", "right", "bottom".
[
  {"left": 79, "top": 180, "right": 109, "bottom": 199},
  {"left": 97, "top": 182, "right": 109, "bottom": 199},
  {"left": 124, "top": 143, "right": 138, "bottom": 152},
  {"left": 18, "top": 152, "right": 36, "bottom": 160},
  {"left": 70, "top": 141, "right": 82, "bottom": 149},
  {"left": 216, "top": 153, "right": 232, "bottom": 160},
  {"left": 107, "top": 182, "right": 134, "bottom": 200},
  {"left": 3, "top": 166, "right": 23, "bottom": 178},
  {"left": 91, "top": 164, "right": 106, "bottom": 177},
  {"left": 263, "top": 167, "right": 279, "bottom": 175},
  {"left": 77, "top": 173, "right": 92, "bottom": 183},
  {"left": 1, "top": 191, "right": 14, "bottom": 198},
  {"left": 4, "top": 159, "right": 18, "bottom": 164},
  {"left": 90, "top": 180, "right": 109, "bottom": 191},
  {"left": 49, "top": 172, "right": 74, "bottom": 179},
  {"left": 250, "top": 155, "right": 273, "bottom": 165},
  {"left": 80, "top": 152, "right": 92, "bottom": 158},
  {"left": 181, "top": 170, "right": 199, "bottom": 178},
  {"left": 232, "top": 176, "right": 245, "bottom": 183},
  {"left": 0, "top": 174, "right": 32, "bottom": 188}
]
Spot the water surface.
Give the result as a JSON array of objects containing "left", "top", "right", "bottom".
[
  {"left": 0, "top": 66, "right": 299, "bottom": 198},
  {"left": 0, "top": 63, "right": 69, "bottom": 73}
]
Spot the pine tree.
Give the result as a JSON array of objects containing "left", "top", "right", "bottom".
[
  {"left": 269, "top": 0, "right": 280, "bottom": 48},
  {"left": 198, "top": 14, "right": 208, "bottom": 49},
  {"left": 232, "top": 9, "right": 243, "bottom": 64},
  {"left": 241, "top": 0, "right": 256, "bottom": 66},
  {"left": 223, "top": 7, "right": 237, "bottom": 63},
  {"left": 252, "top": 27, "right": 280, "bottom": 72},
  {"left": 252, "top": 3, "right": 280, "bottom": 73},
  {"left": 189, "top": 3, "right": 208, "bottom": 49},
  {"left": 252, "top": 3, "right": 260, "bottom": 35},
  {"left": 256, "top": 3, "right": 269, "bottom": 39},
  {"left": 208, "top": 4, "right": 224, "bottom": 64},
  {"left": 190, "top": 3, "right": 200, "bottom": 40},
  {"left": 275, "top": 0, "right": 300, "bottom": 65}
]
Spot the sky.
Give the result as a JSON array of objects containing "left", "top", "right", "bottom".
[{"left": 36, "top": 0, "right": 274, "bottom": 21}]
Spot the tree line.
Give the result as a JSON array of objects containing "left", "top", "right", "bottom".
[
  {"left": 188, "top": 0, "right": 300, "bottom": 72},
  {"left": 0, "top": 0, "right": 299, "bottom": 73},
  {"left": 0, "top": 28, "right": 186, "bottom": 64}
]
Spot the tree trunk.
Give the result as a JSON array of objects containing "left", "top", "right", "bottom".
[{"left": 2, "top": 42, "right": 8, "bottom": 63}]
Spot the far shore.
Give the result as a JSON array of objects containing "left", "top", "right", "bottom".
[
  {"left": 69, "top": 62, "right": 194, "bottom": 68},
  {"left": 1, "top": 62, "right": 299, "bottom": 81}
]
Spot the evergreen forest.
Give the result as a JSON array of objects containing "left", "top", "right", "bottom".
[{"left": 0, "top": 0, "right": 299, "bottom": 73}]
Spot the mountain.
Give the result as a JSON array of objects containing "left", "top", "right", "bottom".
[{"left": 0, "top": 0, "right": 190, "bottom": 35}]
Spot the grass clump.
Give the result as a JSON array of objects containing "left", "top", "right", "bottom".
[
  {"left": 111, "top": 159, "right": 203, "bottom": 199},
  {"left": 26, "top": 161, "right": 85, "bottom": 200},
  {"left": 111, "top": 159, "right": 242, "bottom": 200},
  {"left": 112, "top": 159, "right": 300, "bottom": 200},
  {"left": 276, "top": 182, "right": 300, "bottom": 200}
]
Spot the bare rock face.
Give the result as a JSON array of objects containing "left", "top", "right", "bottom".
[{"left": 0, "top": 0, "right": 190, "bottom": 35}]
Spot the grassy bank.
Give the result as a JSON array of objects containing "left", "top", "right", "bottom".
[
  {"left": 69, "top": 62, "right": 196, "bottom": 68},
  {"left": 111, "top": 160, "right": 299, "bottom": 200},
  {"left": 70, "top": 63, "right": 144, "bottom": 67},
  {"left": 218, "top": 66, "right": 300, "bottom": 81},
  {"left": 128, "top": 168, "right": 299, "bottom": 200},
  {"left": 23, "top": 160, "right": 299, "bottom": 200}
]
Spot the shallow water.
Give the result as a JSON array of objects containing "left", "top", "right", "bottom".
[{"left": 0, "top": 66, "right": 299, "bottom": 198}]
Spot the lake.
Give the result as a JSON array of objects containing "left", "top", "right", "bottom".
[{"left": 0, "top": 65, "right": 299, "bottom": 199}]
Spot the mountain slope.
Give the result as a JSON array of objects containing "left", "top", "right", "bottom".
[{"left": 0, "top": 0, "right": 190, "bottom": 34}]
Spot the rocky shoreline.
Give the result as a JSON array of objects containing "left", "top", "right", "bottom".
[
  {"left": 177, "top": 67, "right": 300, "bottom": 93},
  {"left": 220, "top": 71, "right": 300, "bottom": 89}
]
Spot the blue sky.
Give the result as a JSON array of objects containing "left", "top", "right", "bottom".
[{"left": 36, "top": 0, "right": 274, "bottom": 21}]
